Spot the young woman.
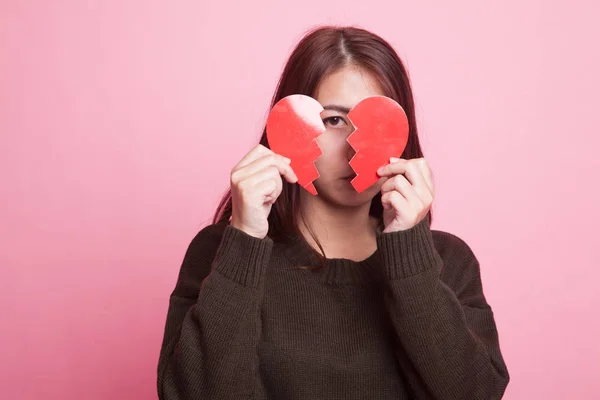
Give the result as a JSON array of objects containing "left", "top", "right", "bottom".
[{"left": 157, "top": 26, "right": 510, "bottom": 400}]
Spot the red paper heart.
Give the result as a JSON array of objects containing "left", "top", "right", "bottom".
[
  {"left": 266, "top": 95, "right": 409, "bottom": 195},
  {"left": 347, "top": 96, "right": 409, "bottom": 193},
  {"left": 266, "top": 95, "right": 325, "bottom": 195}
]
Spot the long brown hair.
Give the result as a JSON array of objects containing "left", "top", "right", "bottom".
[{"left": 212, "top": 25, "right": 432, "bottom": 258}]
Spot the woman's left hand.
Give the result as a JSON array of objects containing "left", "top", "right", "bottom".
[{"left": 376, "top": 157, "right": 435, "bottom": 233}]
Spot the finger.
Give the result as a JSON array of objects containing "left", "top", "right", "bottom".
[
  {"left": 381, "top": 190, "right": 410, "bottom": 214},
  {"left": 416, "top": 158, "right": 435, "bottom": 196},
  {"left": 240, "top": 166, "right": 283, "bottom": 200},
  {"left": 234, "top": 153, "right": 296, "bottom": 182},
  {"left": 383, "top": 157, "right": 432, "bottom": 203},
  {"left": 380, "top": 173, "right": 409, "bottom": 195},
  {"left": 234, "top": 144, "right": 284, "bottom": 170},
  {"left": 254, "top": 178, "right": 280, "bottom": 204},
  {"left": 403, "top": 159, "right": 433, "bottom": 203},
  {"left": 377, "top": 158, "right": 408, "bottom": 177},
  {"left": 232, "top": 153, "right": 297, "bottom": 185},
  {"left": 380, "top": 174, "right": 423, "bottom": 210}
]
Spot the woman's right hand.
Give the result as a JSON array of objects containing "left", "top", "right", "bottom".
[{"left": 230, "top": 145, "right": 298, "bottom": 238}]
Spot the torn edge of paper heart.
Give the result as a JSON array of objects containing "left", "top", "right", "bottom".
[
  {"left": 346, "top": 95, "right": 408, "bottom": 193},
  {"left": 291, "top": 96, "right": 325, "bottom": 195},
  {"left": 294, "top": 129, "right": 323, "bottom": 196},
  {"left": 346, "top": 97, "right": 378, "bottom": 194},
  {"left": 301, "top": 142, "right": 322, "bottom": 195},
  {"left": 346, "top": 114, "right": 368, "bottom": 194},
  {"left": 265, "top": 94, "right": 326, "bottom": 196}
]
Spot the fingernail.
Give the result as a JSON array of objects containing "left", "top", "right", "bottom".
[
  {"left": 283, "top": 157, "right": 291, "bottom": 163},
  {"left": 390, "top": 157, "right": 400, "bottom": 162}
]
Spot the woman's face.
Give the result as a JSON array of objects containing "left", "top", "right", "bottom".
[{"left": 311, "top": 65, "right": 387, "bottom": 207}]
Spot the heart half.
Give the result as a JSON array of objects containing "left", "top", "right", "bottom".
[
  {"left": 266, "top": 95, "right": 326, "bottom": 195},
  {"left": 347, "top": 96, "right": 409, "bottom": 193}
]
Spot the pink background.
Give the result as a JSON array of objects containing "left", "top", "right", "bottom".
[{"left": 2, "top": 1, "right": 599, "bottom": 399}]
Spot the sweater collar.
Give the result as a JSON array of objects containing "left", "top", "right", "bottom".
[{"left": 278, "top": 231, "right": 386, "bottom": 285}]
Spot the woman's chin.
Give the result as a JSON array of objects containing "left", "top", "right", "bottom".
[{"left": 313, "top": 179, "right": 379, "bottom": 207}]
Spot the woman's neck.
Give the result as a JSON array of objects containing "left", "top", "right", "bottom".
[{"left": 297, "top": 192, "right": 379, "bottom": 261}]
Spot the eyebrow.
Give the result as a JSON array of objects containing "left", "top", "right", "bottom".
[{"left": 322, "top": 105, "right": 351, "bottom": 114}]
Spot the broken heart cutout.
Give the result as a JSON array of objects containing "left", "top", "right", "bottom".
[
  {"left": 265, "top": 95, "right": 325, "bottom": 195},
  {"left": 346, "top": 96, "right": 409, "bottom": 193},
  {"left": 266, "top": 94, "right": 409, "bottom": 195}
]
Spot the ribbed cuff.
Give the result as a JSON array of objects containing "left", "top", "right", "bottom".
[
  {"left": 212, "top": 225, "right": 273, "bottom": 288},
  {"left": 376, "top": 216, "right": 442, "bottom": 280}
]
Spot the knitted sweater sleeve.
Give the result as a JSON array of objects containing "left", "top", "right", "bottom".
[
  {"left": 157, "top": 223, "right": 272, "bottom": 400},
  {"left": 376, "top": 216, "right": 510, "bottom": 400}
]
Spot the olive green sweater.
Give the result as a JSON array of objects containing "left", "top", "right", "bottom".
[{"left": 157, "top": 216, "right": 509, "bottom": 399}]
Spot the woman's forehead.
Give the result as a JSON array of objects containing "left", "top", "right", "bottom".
[{"left": 314, "top": 66, "right": 385, "bottom": 109}]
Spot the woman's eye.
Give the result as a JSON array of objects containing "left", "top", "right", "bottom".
[{"left": 323, "top": 116, "right": 347, "bottom": 128}]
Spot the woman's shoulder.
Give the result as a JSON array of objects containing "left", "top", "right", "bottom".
[
  {"left": 184, "top": 221, "right": 232, "bottom": 263},
  {"left": 430, "top": 228, "right": 477, "bottom": 262},
  {"left": 190, "top": 220, "right": 230, "bottom": 247},
  {"left": 174, "top": 221, "right": 230, "bottom": 294},
  {"left": 429, "top": 228, "right": 484, "bottom": 294}
]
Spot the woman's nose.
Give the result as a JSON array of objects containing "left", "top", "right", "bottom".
[
  {"left": 345, "top": 125, "right": 357, "bottom": 162},
  {"left": 346, "top": 141, "right": 356, "bottom": 162}
]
